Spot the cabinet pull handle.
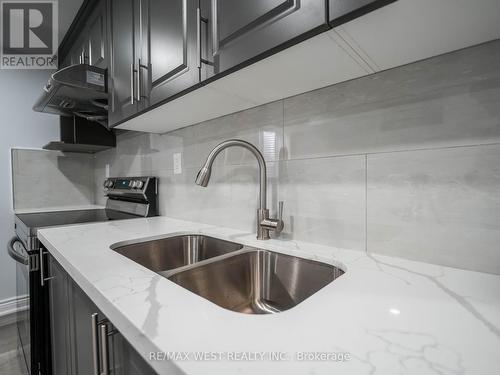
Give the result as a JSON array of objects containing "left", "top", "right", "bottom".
[
  {"left": 137, "top": 59, "right": 142, "bottom": 100},
  {"left": 39, "top": 248, "right": 45, "bottom": 286},
  {"left": 100, "top": 323, "right": 110, "bottom": 375},
  {"left": 196, "top": 7, "right": 201, "bottom": 68},
  {"left": 91, "top": 313, "right": 101, "bottom": 375},
  {"left": 91, "top": 314, "right": 100, "bottom": 374},
  {"left": 211, "top": 0, "right": 219, "bottom": 56},
  {"left": 130, "top": 63, "right": 135, "bottom": 105},
  {"left": 39, "top": 249, "right": 54, "bottom": 286}
]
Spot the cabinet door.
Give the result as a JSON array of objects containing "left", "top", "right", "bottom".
[
  {"left": 69, "top": 281, "right": 155, "bottom": 375},
  {"left": 142, "top": 0, "right": 200, "bottom": 106},
  {"left": 48, "top": 256, "right": 72, "bottom": 375},
  {"left": 68, "top": 280, "right": 101, "bottom": 375},
  {"left": 109, "top": 0, "right": 141, "bottom": 126},
  {"left": 70, "top": 35, "right": 88, "bottom": 65},
  {"left": 113, "top": 335, "right": 157, "bottom": 375},
  {"left": 202, "top": 0, "right": 328, "bottom": 74},
  {"left": 88, "top": 0, "right": 108, "bottom": 68}
]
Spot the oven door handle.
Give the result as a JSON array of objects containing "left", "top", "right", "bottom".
[{"left": 7, "top": 237, "right": 28, "bottom": 265}]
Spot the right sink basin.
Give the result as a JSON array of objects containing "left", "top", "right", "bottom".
[{"left": 168, "top": 249, "right": 345, "bottom": 314}]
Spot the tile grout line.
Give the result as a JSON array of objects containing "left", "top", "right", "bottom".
[
  {"left": 275, "top": 141, "right": 500, "bottom": 164},
  {"left": 365, "top": 154, "right": 368, "bottom": 253},
  {"left": 139, "top": 136, "right": 500, "bottom": 175},
  {"left": 282, "top": 99, "right": 286, "bottom": 161},
  {"left": 280, "top": 99, "right": 286, "bottom": 206}
]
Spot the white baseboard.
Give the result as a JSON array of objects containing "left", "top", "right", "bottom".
[{"left": 0, "top": 296, "right": 29, "bottom": 327}]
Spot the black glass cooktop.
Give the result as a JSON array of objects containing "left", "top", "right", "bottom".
[{"left": 16, "top": 208, "right": 139, "bottom": 231}]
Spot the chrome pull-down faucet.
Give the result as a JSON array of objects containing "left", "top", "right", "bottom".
[{"left": 195, "top": 139, "right": 284, "bottom": 240}]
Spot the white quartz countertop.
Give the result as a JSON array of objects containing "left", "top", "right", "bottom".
[{"left": 38, "top": 216, "right": 500, "bottom": 375}]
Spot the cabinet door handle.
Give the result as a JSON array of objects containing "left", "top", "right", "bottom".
[
  {"left": 130, "top": 63, "right": 135, "bottom": 105},
  {"left": 91, "top": 313, "right": 101, "bottom": 375},
  {"left": 100, "top": 323, "right": 110, "bottom": 375},
  {"left": 196, "top": 7, "right": 201, "bottom": 68},
  {"left": 137, "top": 59, "right": 141, "bottom": 100},
  {"left": 211, "top": 0, "right": 219, "bottom": 56},
  {"left": 39, "top": 248, "right": 54, "bottom": 286}
]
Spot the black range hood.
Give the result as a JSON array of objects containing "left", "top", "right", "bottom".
[
  {"left": 33, "top": 63, "right": 108, "bottom": 126},
  {"left": 44, "top": 116, "right": 116, "bottom": 154}
]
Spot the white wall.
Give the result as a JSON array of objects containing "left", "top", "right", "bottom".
[{"left": 0, "top": 70, "right": 59, "bottom": 301}]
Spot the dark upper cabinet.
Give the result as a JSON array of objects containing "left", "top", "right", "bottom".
[
  {"left": 108, "top": 0, "right": 141, "bottom": 125},
  {"left": 87, "top": 1, "right": 108, "bottom": 67},
  {"left": 200, "top": 0, "right": 328, "bottom": 75},
  {"left": 62, "top": 0, "right": 396, "bottom": 129},
  {"left": 328, "top": 0, "right": 397, "bottom": 26},
  {"left": 71, "top": 35, "right": 87, "bottom": 65},
  {"left": 109, "top": 0, "right": 201, "bottom": 126},
  {"left": 61, "top": 1, "right": 108, "bottom": 68},
  {"left": 142, "top": 0, "right": 201, "bottom": 107}
]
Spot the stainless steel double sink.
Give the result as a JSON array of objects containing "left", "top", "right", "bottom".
[{"left": 111, "top": 235, "right": 344, "bottom": 314}]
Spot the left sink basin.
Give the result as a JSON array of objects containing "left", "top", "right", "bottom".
[{"left": 111, "top": 235, "right": 243, "bottom": 273}]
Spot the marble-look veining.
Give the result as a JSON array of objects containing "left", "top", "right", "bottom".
[{"left": 38, "top": 217, "right": 500, "bottom": 375}]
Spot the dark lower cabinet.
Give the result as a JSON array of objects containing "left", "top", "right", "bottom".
[
  {"left": 47, "top": 257, "right": 71, "bottom": 375},
  {"left": 200, "top": 0, "right": 329, "bottom": 75},
  {"left": 68, "top": 281, "right": 111, "bottom": 375},
  {"left": 47, "top": 254, "right": 156, "bottom": 375}
]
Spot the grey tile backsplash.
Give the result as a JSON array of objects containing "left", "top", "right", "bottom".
[
  {"left": 367, "top": 144, "right": 500, "bottom": 274},
  {"left": 95, "top": 39, "right": 500, "bottom": 274},
  {"left": 12, "top": 149, "right": 95, "bottom": 210}
]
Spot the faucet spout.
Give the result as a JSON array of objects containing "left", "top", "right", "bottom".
[
  {"left": 195, "top": 166, "right": 212, "bottom": 187},
  {"left": 195, "top": 139, "right": 283, "bottom": 240},
  {"left": 195, "top": 139, "right": 267, "bottom": 210}
]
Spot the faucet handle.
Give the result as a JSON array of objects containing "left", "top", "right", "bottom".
[
  {"left": 275, "top": 201, "right": 284, "bottom": 235},
  {"left": 278, "top": 201, "right": 284, "bottom": 222},
  {"left": 258, "top": 201, "right": 285, "bottom": 236}
]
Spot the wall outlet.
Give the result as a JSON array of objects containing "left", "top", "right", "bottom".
[
  {"left": 105, "top": 164, "right": 110, "bottom": 178},
  {"left": 173, "top": 153, "right": 182, "bottom": 174}
]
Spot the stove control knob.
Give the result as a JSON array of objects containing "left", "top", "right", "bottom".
[
  {"left": 129, "top": 180, "right": 137, "bottom": 188},
  {"left": 103, "top": 180, "right": 108, "bottom": 188},
  {"left": 135, "top": 180, "right": 144, "bottom": 189},
  {"left": 108, "top": 180, "right": 114, "bottom": 188}
]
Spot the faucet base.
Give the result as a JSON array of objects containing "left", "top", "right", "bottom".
[{"left": 257, "top": 208, "right": 271, "bottom": 240}]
